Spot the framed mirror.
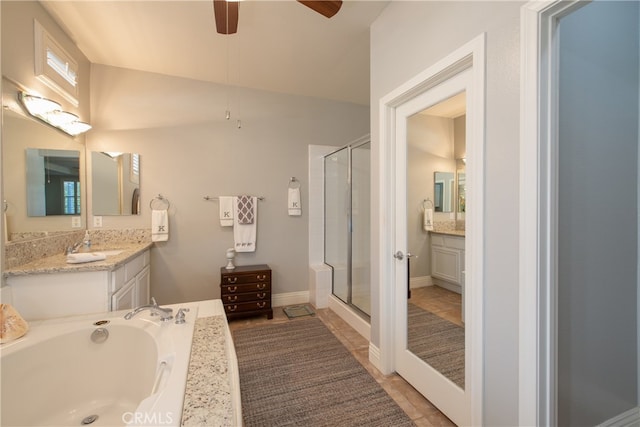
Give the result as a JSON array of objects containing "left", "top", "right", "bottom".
[
  {"left": 26, "top": 148, "right": 81, "bottom": 216},
  {"left": 91, "top": 151, "right": 141, "bottom": 215}
]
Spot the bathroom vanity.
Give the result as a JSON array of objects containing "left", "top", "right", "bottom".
[
  {"left": 3, "top": 244, "right": 152, "bottom": 321},
  {"left": 430, "top": 231, "right": 465, "bottom": 292}
]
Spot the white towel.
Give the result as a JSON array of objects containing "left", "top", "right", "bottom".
[
  {"left": 219, "top": 196, "right": 234, "bottom": 227},
  {"left": 423, "top": 208, "right": 434, "bottom": 231},
  {"left": 233, "top": 196, "right": 257, "bottom": 252},
  {"left": 152, "top": 209, "right": 169, "bottom": 242},
  {"left": 288, "top": 187, "right": 301, "bottom": 216},
  {"left": 66, "top": 252, "right": 107, "bottom": 264}
]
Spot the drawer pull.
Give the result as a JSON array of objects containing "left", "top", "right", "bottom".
[
  {"left": 257, "top": 302, "right": 266, "bottom": 309},
  {"left": 227, "top": 295, "right": 238, "bottom": 302},
  {"left": 257, "top": 283, "right": 266, "bottom": 290},
  {"left": 227, "top": 277, "right": 238, "bottom": 284},
  {"left": 257, "top": 292, "right": 266, "bottom": 299},
  {"left": 257, "top": 274, "right": 267, "bottom": 280},
  {"left": 228, "top": 286, "right": 238, "bottom": 293},
  {"left": 227, "top": 305, "right": 238, "bottom": 312}
]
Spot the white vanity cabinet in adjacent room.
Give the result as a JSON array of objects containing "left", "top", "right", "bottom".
[
  {"left": 430, "top": 233, "right": 465, "bottom": 292},
  {"left": 6, "top": 248, "right": 151, "bottom": 321}
]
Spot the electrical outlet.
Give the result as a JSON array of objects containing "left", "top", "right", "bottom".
[
  {"left": 71, "top": 216, "right": 82, "bottom": 228},
  {"left": 93, "top": 216, "right": 103, "bottom": 227}
]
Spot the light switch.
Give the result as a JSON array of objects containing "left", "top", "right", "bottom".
[
  {"left": 71, "top": 216, "right": 82, "bottom": 228},
  {"left": 93, "top": 216, "right": 103, "bottom": 227}
]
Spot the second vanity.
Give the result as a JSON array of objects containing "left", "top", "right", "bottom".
[
  {"left": 3, "top": 243, "right": 152, "bottom": 321},
  {"left": 430, "top": 230, "right": 465, "bottom": 322}
]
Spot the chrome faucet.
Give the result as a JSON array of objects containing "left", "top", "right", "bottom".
[
  {"left": 64, "top": 241, "right": 83, "bottom": 255},
  {"left": 124, "top": 297, "right": 173, "bottom": 321}
]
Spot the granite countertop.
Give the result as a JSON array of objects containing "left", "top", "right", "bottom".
[
  {"left": 182, "top": 315, "right": 234, "bottom": 426},
  {"left": 430, "top": 229, "right": 466, "bottom": 237},
  {"left": 3, "top": 242, "right": 152, "bottom": 277}
]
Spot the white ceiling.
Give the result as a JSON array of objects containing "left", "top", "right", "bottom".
[{"left": 41, "top": 0, "right": 390, "bottom": 106}]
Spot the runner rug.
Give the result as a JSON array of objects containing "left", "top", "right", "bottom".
[
  {"left": 407, "top": 302, "right": 465, "bottom": 388},
  {"left": 232, "top": 318, "right": 415, "bottom": 427}
]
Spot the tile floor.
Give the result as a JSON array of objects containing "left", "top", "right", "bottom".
[{"left": 228, "top": 289, "right": 459, "bottom": 427}]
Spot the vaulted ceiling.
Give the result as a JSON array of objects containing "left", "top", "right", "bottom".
[{"left": 41, "top": 0, "right": 390, "bottom": 106}]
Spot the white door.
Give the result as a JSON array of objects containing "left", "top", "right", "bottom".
[{"left": 393, "top": 69, "right": 472, "bottom": 426}]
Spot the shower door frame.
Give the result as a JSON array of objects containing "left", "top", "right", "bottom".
[{"left": 324, "top": 137, "right": 371, "bottom": 319}]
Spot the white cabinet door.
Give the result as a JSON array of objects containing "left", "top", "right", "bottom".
[
  {"left": 431, "top": 246, "right": 461, "bottom": 285},
  {"left": 112, "top": 279, "right": 136, "bottom": 311},
  {"left": 135, "top": 265, "right": 151, "bottom": 306}
]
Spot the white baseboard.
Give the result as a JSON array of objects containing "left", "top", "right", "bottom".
[
  {"left": 432, "top": 277, "right": 462, "bottom": 294},
  {"left": 597, "top": 407, "right": 640, "bottom": 427},
  {"left": 410, "top": 275, "right": 433, "bottom": 289},
  {"left": 369, "top": 342, "right": 382, "bottom": 371},
  {"left": 272, "top": 291, "right": 309, "bottom": 308},
  {"left": 328, "top": 295, "right": 370, "bottom": 341}
]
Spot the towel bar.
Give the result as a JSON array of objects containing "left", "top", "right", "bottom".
[{"left": 204, "top": 196, "right": 265, "bottom": 201}]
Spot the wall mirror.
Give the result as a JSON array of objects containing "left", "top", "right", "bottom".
[
  {"left": 26, "top": 148, "right": 81, "bottom": 216},
  {"left": 457, "top": 170, "right": 466, "bottom": 213},
  {"left": 434, "top": 171, "right": 455, "bottom": 213},
  {"left": 2, "top": 104, "right": 86, "bottom": 241},
  {"left": 91, "top": 151, "right": 141, "bottom": 216}
]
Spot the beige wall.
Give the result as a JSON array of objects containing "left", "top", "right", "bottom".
[
  {"left": 371, "top": 2, "right": 523, "bottom": 424},
  {"left": 88, "top": 64, "right": 369, "bottom": 304}
]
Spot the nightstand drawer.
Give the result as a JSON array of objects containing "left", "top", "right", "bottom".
[
  {"left": 224, "top": 301, "right": 271, "bottom": 314},
  {"left": 221, "top": 271, "right": 270, "bottom": 285},
  {"left": 221, "top": 282, "right": 270, "bottom": 294},
  {"left": 222, "top": 291, "right": 269, "bottom": 304}
]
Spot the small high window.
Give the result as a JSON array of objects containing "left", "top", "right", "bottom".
[{"left": 34, "top": 20, "right": 79, "bottom": 106}]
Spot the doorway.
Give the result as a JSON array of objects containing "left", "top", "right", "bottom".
[
  {"left": 378, "top": 34, "right": 486, "bottom": 426},
  {"left": 520, "top": 0, "right": 640, "bottom": 424}
]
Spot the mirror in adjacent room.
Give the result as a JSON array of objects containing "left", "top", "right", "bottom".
[
  {"left": 91, "top": 151, "right": 141, "bottom": 215},
  {"left": 25, "top": 148, "right": 81, "bottom": 216},
  {"left": 434, "top": 171, "right": 454, "bottom": 213},
  {"left": 406, "top": 91, "right": 466, "bottom": 389},
  {"left": 457, "top": 169, "right": 466, "bottom": 213}
]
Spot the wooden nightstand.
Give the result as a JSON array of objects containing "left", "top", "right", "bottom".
[{"left": 220, "top": 264, "right": 273, "bottom": 320}]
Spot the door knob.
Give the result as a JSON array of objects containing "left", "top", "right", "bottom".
[{"left": 393, "top": 250, "right": 404, "bottom": 260}]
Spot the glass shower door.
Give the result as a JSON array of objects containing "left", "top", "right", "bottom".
[
  {"left": 325, "top": 147, "right": 350, "bottom": 305},
  {"left": 324, "top": 142, "right": 371, "bottom": 317},
  {"left": 351, "top": 142, "right": 371, "bottom": 315}
]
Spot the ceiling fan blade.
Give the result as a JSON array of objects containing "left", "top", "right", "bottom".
[
  {"left": 213, "top": 0, "right": 238, "bottom": 35},
  {"left": 297, "top": 1, "right": 342, "bottom": 18}
]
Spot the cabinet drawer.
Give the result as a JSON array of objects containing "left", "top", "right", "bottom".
[
  {"left": 221, "top": 271, "right": 270, "bottom": 285},
  {"left": 224, "top": 301, "right": 271, "bottom": 314},
  {"left": 222, "top": 292, "right": 269, "bottom": 304},
  {"left": 221, "top": 282, "right": 271, "bottom": 294}
]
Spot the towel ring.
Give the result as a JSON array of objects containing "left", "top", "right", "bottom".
[
  {"left": 289, "top": 177, "right": 301, "bottom": 189},
  {"left": 150, "top": 194, "right": 170, "bottom": 210}
]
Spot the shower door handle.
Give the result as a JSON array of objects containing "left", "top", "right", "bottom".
[{"left": 393, "top": 251, "right": 415, "bottom": 261}]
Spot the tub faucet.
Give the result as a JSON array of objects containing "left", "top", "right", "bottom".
[{"left": 124, "top": 297, "right": 173, "bottom": 321}]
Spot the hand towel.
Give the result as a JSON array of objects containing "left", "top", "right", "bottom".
[
  {"left": 219, "top": 196, "right": 234, "bottom": 227},
  {"left": 237, "top": 195, "right": 254, "bottom": 224},
  {"left": 233, "top": 196, "right": 257, "bottom": 252},
  {"left": 423, "top": 208, "right": 434, "bottom": 231},
  {"left": 66, "top": 252, "right": 107, "bottom": 264},
  {"left": 288, "top": 187, "right": 302, "bottom": 216},
  {"left": 152, "top": 209, "right": 169, "bottom": 242}
]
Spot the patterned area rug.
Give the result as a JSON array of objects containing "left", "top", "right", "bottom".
[
  {"left": 407, "top": 303, "right": 465, "bottom": 388},
  {"left": 233, "top": 318, "right": 415, "bottom": 427}
]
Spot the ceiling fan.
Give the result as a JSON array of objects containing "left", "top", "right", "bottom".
[{"left": 213, "top": 0, "right": 343, "bottom": 35}]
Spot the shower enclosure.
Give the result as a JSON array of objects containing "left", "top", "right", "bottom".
[{"left": 324, "top": 140, "right": 370, "bottom": 317}]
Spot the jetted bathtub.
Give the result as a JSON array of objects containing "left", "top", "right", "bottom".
[{"left": 0, "top": 301, "right": 224, "bottom": 426}]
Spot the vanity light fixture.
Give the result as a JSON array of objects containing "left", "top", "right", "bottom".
[{"left": 18, "top": 91, "right": 92, "bottom": 136}]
